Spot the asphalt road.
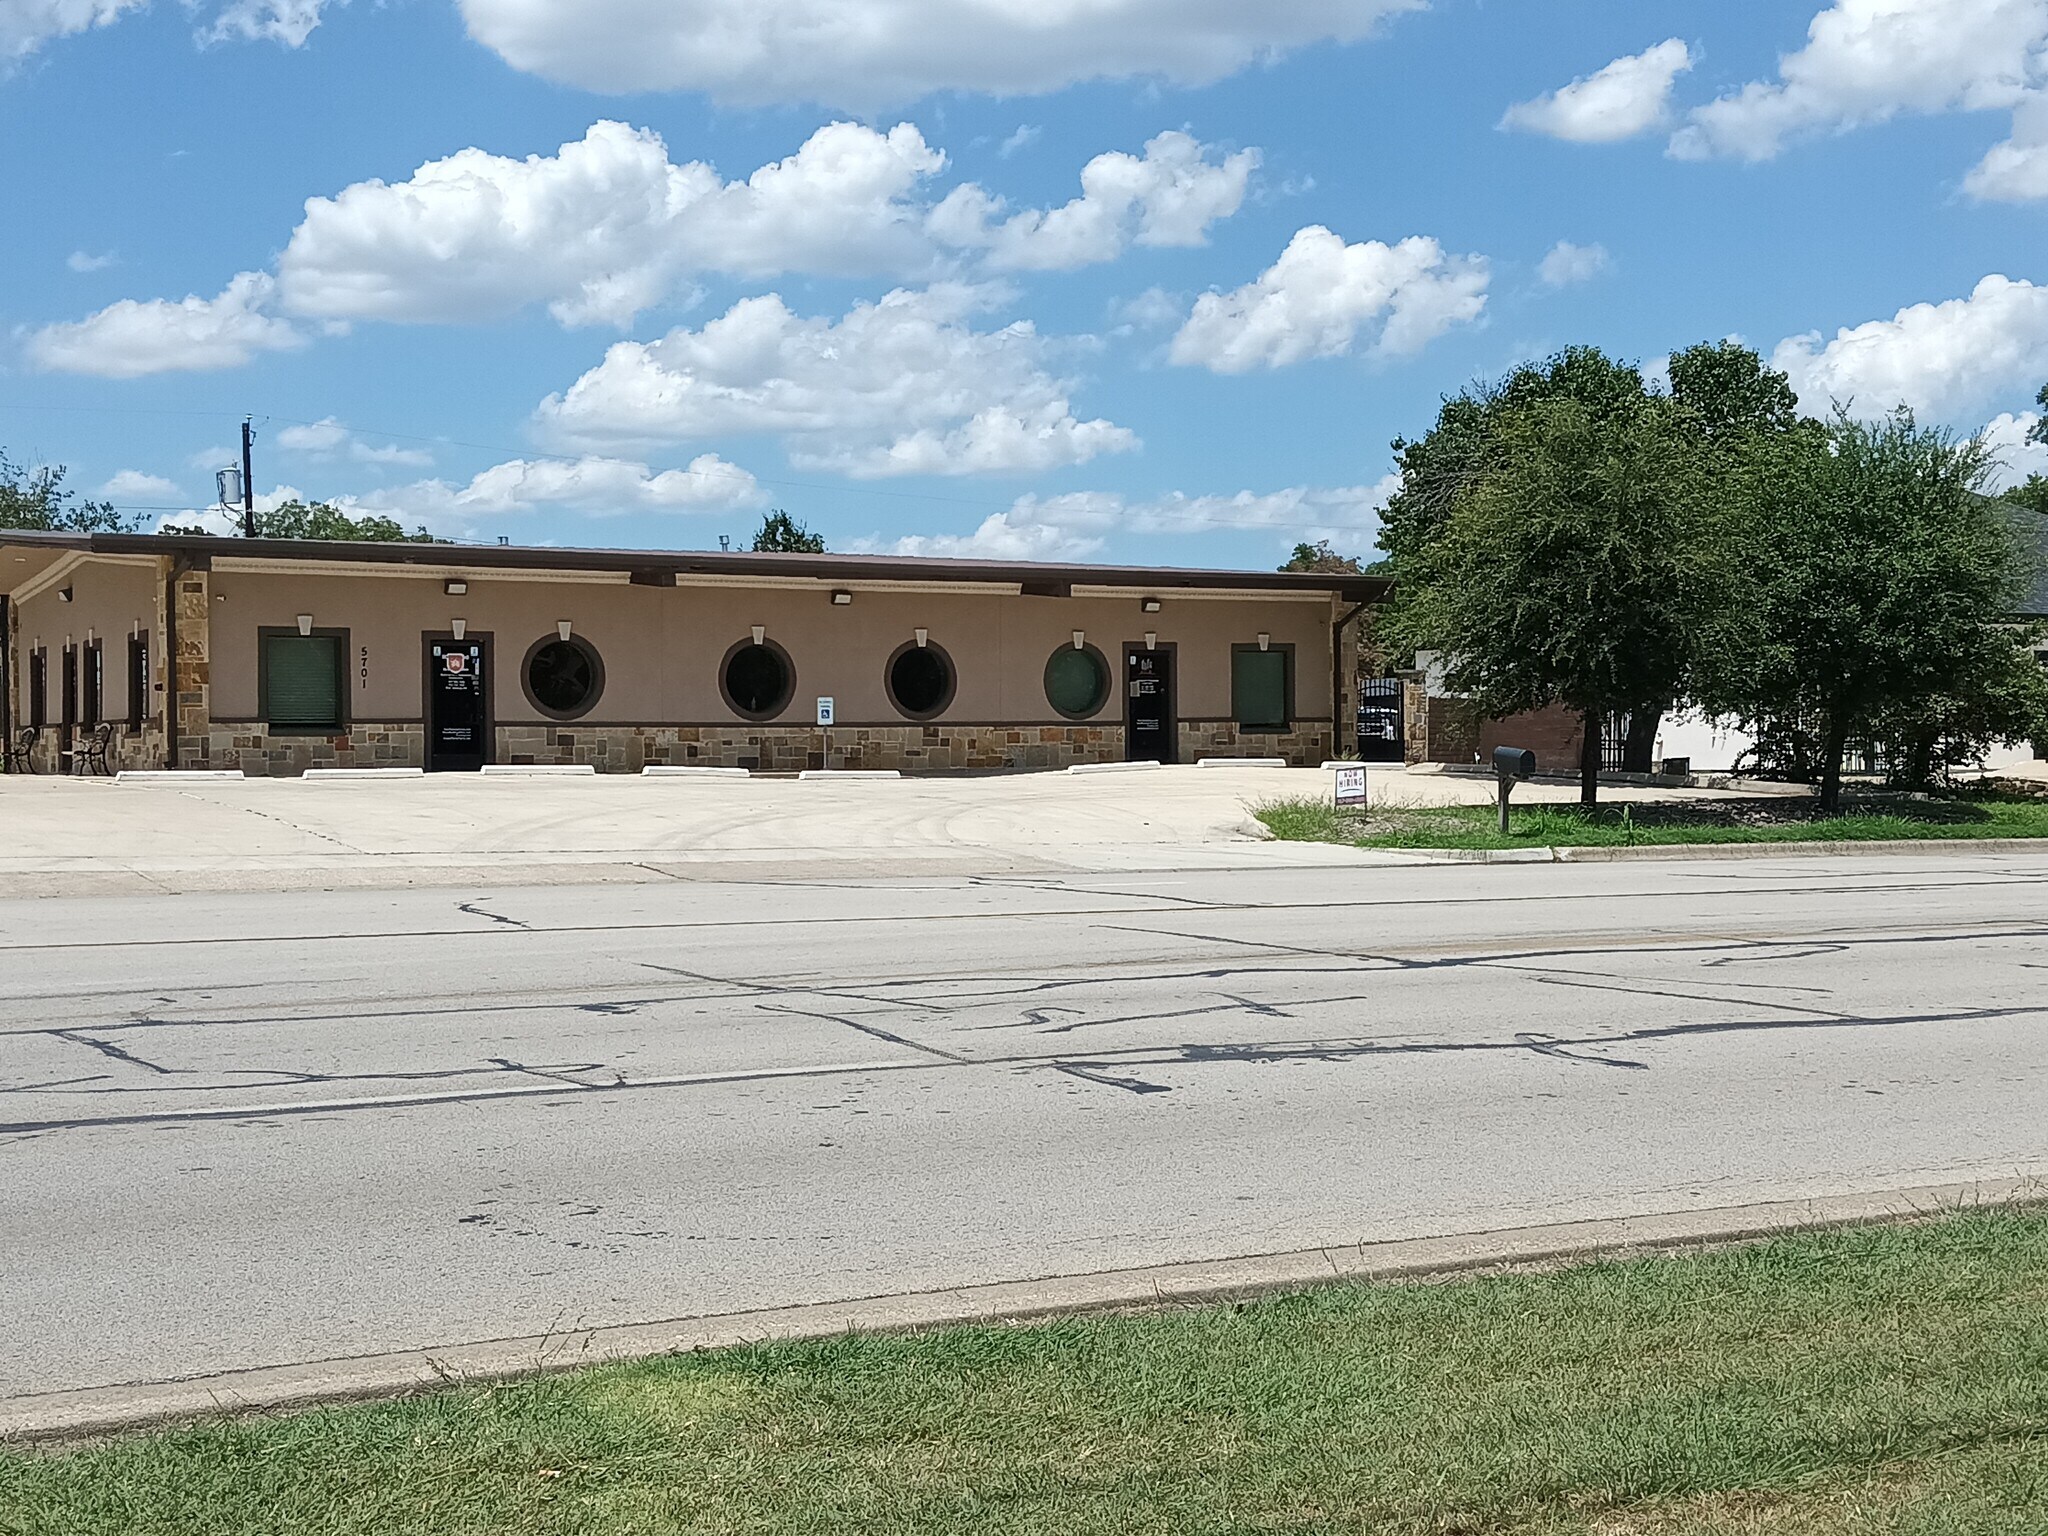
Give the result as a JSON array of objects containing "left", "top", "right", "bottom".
[{"left": 5, "top": 850, "right": 2047, "bottom": 1401}]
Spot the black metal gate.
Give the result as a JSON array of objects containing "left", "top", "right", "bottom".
[{"left": 1356, "top": 677, "right": 1404, "bottom": 762}]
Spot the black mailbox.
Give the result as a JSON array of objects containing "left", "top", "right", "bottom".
[
  {"left": 1491, "top": 745, "right": 1536, "bottom": 833},
  {"left": 1492, "top": 746, "right": 1536, "bottom": 781}
]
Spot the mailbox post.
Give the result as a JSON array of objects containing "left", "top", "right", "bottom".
[{"left": 1492, "top": 746, "right": 1536, "bottom": 835}]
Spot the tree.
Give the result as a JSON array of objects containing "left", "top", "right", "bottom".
[
  {"left": 1279, "top": 539, "right": 1364, "bottom": 573},
  {"left": 750, "top": 510, "right": 825, "bottom": 553},
  {"left": 1702, "top": 412, "right": 2041, "bottom": 811},
  {"left": 253, "top": 500, "right": 437, "bottom": 542},
  {"left": 0, "top": 452, "right": 136, "bottom": 533},
  {"left": 1393, "top": 385, "right": 1719, "bottom": 805},
  {"left": 2033, "top": 383, "right": 2047, "bottom": 446},
  {"left": 2003, "top": 476, "right": 2048, "bottom": 516}
]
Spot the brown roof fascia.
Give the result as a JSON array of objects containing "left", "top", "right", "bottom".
[{"left": 3, "top": 530, "right": 1391, "bottom": 603}]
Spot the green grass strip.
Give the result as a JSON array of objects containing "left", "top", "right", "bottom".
[
  {"left": 4, "top": 1210, "right": 2047, "bottom": 1534},
  {"left": 1255, "top": 792, "right": 2048, "bottom": 851}
]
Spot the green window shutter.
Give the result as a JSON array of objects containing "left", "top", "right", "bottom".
[
  {"left": 1232, "top": 649, "right": 1289, "bottom": 730},
  {"left": 266, "top": 635, "right": 342, "bottom": 729}
]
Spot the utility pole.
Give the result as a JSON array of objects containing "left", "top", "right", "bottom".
[{"left": 240, "top": 417, "right": 256, "bottom": 539}]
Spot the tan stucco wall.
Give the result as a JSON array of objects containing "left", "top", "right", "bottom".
[{"left": 205, "top": 569, "right": 1339, "bottom": 730}]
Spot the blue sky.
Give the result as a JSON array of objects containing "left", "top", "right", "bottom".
[{"left": 3, "top": 0, "right": 2045, "bottom": 565}]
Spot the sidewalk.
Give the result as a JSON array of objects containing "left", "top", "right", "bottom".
[{"left": 0, "top": 764, "right": 1779, "bottom": 895}]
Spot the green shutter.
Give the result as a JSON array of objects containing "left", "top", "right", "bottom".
[
  {"left": 266, "top": 635, "right": 341, "bottom": 729},
  {"left": 1232, "top": 649, "right": 1289, "bottom": 730}
]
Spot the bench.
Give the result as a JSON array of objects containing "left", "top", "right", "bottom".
[
  {"left": 63, "top": 723, "right": 116, "bottom": 777},
  {"left": 4, "top": 727, "right": 34, "bottom": 775}
]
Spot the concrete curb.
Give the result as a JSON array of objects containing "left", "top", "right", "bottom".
[
  {"left": 1066, "top": 760, "right": 1163, "bottom": 774},
  {"left": 7, "top": 1175, "right": 2039, "bottom": 1444},
  {"left": 641, "top": 766, "right": 750, "bottom": 778},
  {"left": 797, "top": 769, "right": 901, "bottom": 780},
  {"left": 112, "top": 771, "right": 245, "bottom": 783},
  {"left": 1396, "top": 837, "right": 2048, "bottom": 864},
  {"left": 479, "top": 764, "right": 596, "bottom": 777},
  {"left": 301, "top": 768, "right": 425, "bottom": 780},
  {"left": 1196, "top": 758, "right": 1287, "bottom": 769}
]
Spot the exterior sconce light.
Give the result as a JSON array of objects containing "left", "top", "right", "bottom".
[
  {"left": 1071, "top": 630, "right": 1086, "bottom": 650},
  {"left": 831, "top": 589, "right": 853, "bottom": 606},
  {"left": 915, "top": 627, "right": 929, "bottom": 649},
  {"left": 297, "top": 614, "right": 315, "bottom": 637},
  {"left": 1141, "top": 597, "right": 1161, "bottom": 613},
  {"left": 1144, "top": 631, "right": 1158, "bottom": 651},
  {"left": 752, "top": 624, "right": 766, "bottom": 647},
  {"left": 451, "top": 618, "right": 467, "bottom": 640},
  {"left": 1257, "top": 632, "right": 1271, "bottom": 652},
  {"left": 58, "top": 587, "right": 73, "bottom": 603},
  {"left": 445, "top": 579, "right": 468, "bottom": 596},
  {"left": 558, "top": 620, "right": 574, "bottom": 642}
]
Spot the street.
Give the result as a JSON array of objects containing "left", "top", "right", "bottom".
[{"left": 4, "top": 850, "right": 2047, "bottom": 1403}]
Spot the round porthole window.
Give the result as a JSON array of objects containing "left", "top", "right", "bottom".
[
  {"left": 886, "top": 640, "right": 955, "bottom": 720},
  {"left": 721, "top": 639, "right": 795, "bottom": 720},
  {"left": 1044, "top": 644, "right": 1110, "bottom": 720},
  {"left": 522, "top": 634, "right": 603, "bottom": 720}
]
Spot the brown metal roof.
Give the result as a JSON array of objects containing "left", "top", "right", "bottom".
[{"left": 0, "top": 528, "right": 1391, "bottom": 603}]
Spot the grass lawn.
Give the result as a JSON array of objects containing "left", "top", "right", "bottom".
[
  {"left": 5, "top": 1210, "right": 2047, "bottom": 1535},
  {"left": 1256, "top": 789, "right": 2048, "bottom": 851}
]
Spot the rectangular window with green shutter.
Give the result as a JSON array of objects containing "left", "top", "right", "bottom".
[
  {"left": 260, "top": 630, "right": 347, "bottom": 733},
  {"left": 1231, "top": 645, "right": 1292, "bottom": 732}
]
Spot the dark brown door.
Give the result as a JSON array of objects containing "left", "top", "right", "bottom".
[
  {"left": 1125, "top": 646, "right": 1176, "bottom": 764},
  {"left": 424, "top": 634, "right": 492, "bottom": 772}
]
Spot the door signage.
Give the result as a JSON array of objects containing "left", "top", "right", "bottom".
[
  {"left": 1333, "top": 765, "right": 1369, "bottom": 809},
  {"left": 428, "top": 639, "right": 488, "bottom": 771}
]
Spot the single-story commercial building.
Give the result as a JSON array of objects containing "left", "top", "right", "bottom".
[{"left": 1, "top": 531, "right": 1387, "bottom": 776}]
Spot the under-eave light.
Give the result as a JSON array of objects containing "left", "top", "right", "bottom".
[
  {"left": 558, "top": 620, "right": 574, "bottom": 642},
  {"left": 297, "top": 614, "right": 314, "bottom": 637}
]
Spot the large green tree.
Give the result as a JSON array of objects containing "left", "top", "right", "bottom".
[
  {"left": 0, "top": 453, "right": 136, "bottom": 533},
  {"left": 751, "top": 510, "right": 826, "bottom": 553},
  {"left": 1702, "top": 413, "right": 2044, "bottom": 810},
  {"left": 1392, "top": 381, "right": 1719, "bottom": 805},
  {"left": 254, "top": 500, "right": 437, "bottom": 542}
]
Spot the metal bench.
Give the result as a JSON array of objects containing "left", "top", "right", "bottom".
[
  {"left": 64, "top": 723, "right": 115, "bottom": 777},
  {"left": 3, "top": 727, "right": 34, "bottom": 775}
]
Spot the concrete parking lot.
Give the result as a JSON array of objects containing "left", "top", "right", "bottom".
[{"left": 0, "top": 764, "right": 1812, "bottom": 896}]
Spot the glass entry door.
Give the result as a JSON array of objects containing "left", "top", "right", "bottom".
[{"left": 1125, "top": 646, "right": 1176, "bottom": 764}]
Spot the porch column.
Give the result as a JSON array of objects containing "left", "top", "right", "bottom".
[{"left": 170, "top": 559, "right": 213, "bottom": 769}]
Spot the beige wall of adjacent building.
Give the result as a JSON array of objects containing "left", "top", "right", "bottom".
[{"left": 203, "top": 567, "right": 1339, "bottom": 729}]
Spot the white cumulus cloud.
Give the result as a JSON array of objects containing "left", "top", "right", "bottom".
[
  {"left": 876, "top": 478, "right": 1398, "bottom": 560},
  {"left": 1770, "top": 274, "right": 2048, "bottom": 421},
  {"left": 97, "top": 469, "right": 182, "bottom": 502},
  {"left": 1502, "top": 38, "right": 1695, "bottom": 143},
  {"left": 456, "top": 0, "right": 1424, "bottom": 109},
  {"left": 0, "top": 0, "right": 146, "bottom": 62},
  {"left": 275, "top": 417, "right": 434, "bottom": 467},
  {"left": 274, "top": 120, "right": 1256, "bottom": 332},
  {"left": 930, "top": 131, "right": 1257, "bottom": 271},
  {"left": 1979, "top": 410, "right": 2048, "bottom": 489},
  {"left": 1169, "top": 225, "right": 1488, "bottom": 373},
  {"left": 1966, "top": 89, "right": 2048, "bottom": 198},
  {"left": 1671, "top": 0, "right": 2048, "bottom": 165},
  {"left": 361, "top": 454, "right": 768, "bottom": 519},
  {"left": 533, "top": 284, "right": 1137, "bottom": 479},
  {"left": 24, "top": 271, "right": 304, "bottom": 377},
  {"left": 201, "top": 0, "right": 338, "bottom": 46},
  {"left": 1538, "top": 240, "right": 1611, "bottom": 287}
]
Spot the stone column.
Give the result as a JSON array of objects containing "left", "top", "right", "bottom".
[{"left": 172, "top": 560, "right": 212, "bottom": 769}]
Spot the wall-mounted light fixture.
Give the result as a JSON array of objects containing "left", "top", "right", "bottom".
[
  {"left": 297, "top": 614, "right": 315, "bottom": 637},
  {"left": 1141, "top": 597, "right": 1161, "bottom": 614},
  {"left": 831, "top": 589, "right": 853, "bottom": 606},
  {"left": 914, "top": 627, "right": 929, "bottom": 649},
  {"left": 57, "top": 587, "right": 73, "bottom": 604},
  {"left": 1144, "top": 631, "right": 1158, "bottom": 651},
  {"left": 451, "top": 618, "right": 467, "bottom": 640},
  {"left": 752, "top": 624, "right": 766, "bottom": 647},
  {"left": 1071, "top": 630, "right": 1086, "bottom": 650},
  {"left": 1257, "top": 631, "right": 1271, "bottom": 652},
  {"left": 444, "top": 579, "right": 468, "bottom": 596},
  {"left": 558, "top": 620, "right": 574, "bottom": 642}
]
